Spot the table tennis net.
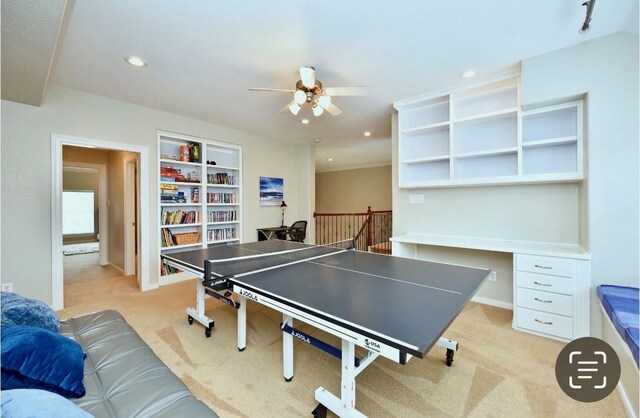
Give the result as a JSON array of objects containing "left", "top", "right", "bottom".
[{"left": 205, "top": 239, "right": 355, "bottom": 279}]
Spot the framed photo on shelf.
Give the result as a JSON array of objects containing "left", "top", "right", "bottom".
[{"left": 259, "top": 176, "right": 283, "bottom": 206}]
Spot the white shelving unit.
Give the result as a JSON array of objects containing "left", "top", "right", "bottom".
[
  {"left": 394, "top": 75, "right": 584, "bottom": 188},
  {"left": 158, "top": 131, "right": 242, "bottom": 283}
]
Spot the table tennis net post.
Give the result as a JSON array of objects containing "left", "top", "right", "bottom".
[{"left": 203, "top": 239, "right": 355, "bottom": 284}]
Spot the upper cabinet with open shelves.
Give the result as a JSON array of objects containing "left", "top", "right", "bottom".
[{"left": 394, "top": 74, "right": 584, "bottom": 188}]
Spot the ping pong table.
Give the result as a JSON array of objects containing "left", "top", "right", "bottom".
[{"left": 161, "top": 239, "right": 490, "bottom": 418}]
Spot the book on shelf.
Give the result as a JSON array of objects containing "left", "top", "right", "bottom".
[
  {"left": 161, "top": 228, "right": 176, "bottom": 247},
  {"left": 190, "top": 187, "right": 200, "bottom": 203},
  {"left": 161, "top": 260, "right": 181, "bottom": 275}
]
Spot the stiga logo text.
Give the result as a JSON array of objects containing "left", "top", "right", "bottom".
[
  {"left": 238, "top": 289, "right": 258, "bottom": 301},
  {"left": 364, "top": 338, "right": 381, "bottom": 352}
]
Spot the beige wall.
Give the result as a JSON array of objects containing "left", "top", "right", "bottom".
[
  {"left": 62, "top": 169, "right": 99, "bottom": 244},
  {"left": 1, "top": 85, "right": 314, "bottom": 305},
  {"left": 316, "top": 165, "right": 392, "bottom": 213},
  {"left": 63, "top": 146, "right": 109, "bottom": 165}
]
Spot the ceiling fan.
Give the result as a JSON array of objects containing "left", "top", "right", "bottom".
[{"left": 249, "top": 66, "right": 367, "bottom": 117}]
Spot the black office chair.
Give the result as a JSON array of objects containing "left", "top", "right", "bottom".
[{"left": 287, "top": 220, "right": 307, "bottom": 242}]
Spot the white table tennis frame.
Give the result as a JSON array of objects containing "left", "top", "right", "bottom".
[
  {"left": 165, "top": 255, "right": 460, "bottom": 417},
  {"left": 234, "top": 285, "right": 458, "bottom": 418}
]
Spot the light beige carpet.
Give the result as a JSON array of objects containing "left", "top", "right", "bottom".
[{"left": 61, "top": 253, "right": 627, "bottom": 417}]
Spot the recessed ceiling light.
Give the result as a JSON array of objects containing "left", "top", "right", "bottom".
[
  {"left": 314, "top": 138, "right": 321, "bottom": 143},
  {"left": 301, "top": 118, "right": 310, "bottom": 125},
  {"left": 363, "top": 131, "right": 372, "bottom": 137},
  {"left": 125, "top": 55, "right": 147, "bottom": 68},
  {"left": 327, "top": 157, "right": 333, "bottom": 162},
  {"left": 461, "top": 69, "right": 476, "bottom": 79}
]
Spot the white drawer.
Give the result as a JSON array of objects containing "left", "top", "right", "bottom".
[
  {"left": 516, "top": 287, "right": 573, "bottom": 316},
  {"left": 515, "top": 307, "right": 573, "bottom": 339},
  {"left": 516, "top": 271, "right": 574, "bottom": 295},
  {"left": 516, "top": 254, "right": 576, "bottom": 278}
]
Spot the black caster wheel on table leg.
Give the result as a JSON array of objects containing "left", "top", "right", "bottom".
[
  {"left": 205, "top": 327, "right": 212, "bottom": 338},
  {"left": 311, "top": 403, "right": 327, "bottom": 418},
  {"left": 284, "top": 376, "right": 293, "bottom": 382},
  {"left": 446, "top": 348, "right": 454, "bottom": 367},
  {"left": 187, "top": 315, "right": 194, "bottom": 325}
]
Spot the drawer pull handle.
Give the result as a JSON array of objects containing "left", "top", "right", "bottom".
[
  {"left": 534, "top": 297, "right": 553, "bottom": 303},
  {"left": 533, "top": 281, "right": 552, "bottom": 287},
  {"left": 535, "top": 319, "right": 553, "bottom": 325},
  {"left": 534, "top": 264, "right": 552, "bottom": 270}
]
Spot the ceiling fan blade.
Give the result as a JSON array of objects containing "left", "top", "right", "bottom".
[
  {"left": 323, "top": 86, "right": 367, "bottom": 96},
  {"left": 249, "top": 88, "right": 295, "bottom": 93},
  {"left": 299, "top": 66, "right": 316, "bottom": 89},
  {"left": 278, "top": 100, "right": 297, "bottom": 114},
  {"left": 324, "top": 103, "right": 343, "bottom": 116}
]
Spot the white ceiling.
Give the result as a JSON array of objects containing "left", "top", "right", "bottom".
[{"left": 4, "top": 1, "right": 639, "bottom": 171}]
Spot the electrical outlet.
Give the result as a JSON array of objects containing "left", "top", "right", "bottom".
[
  {"left": 1, "top": 282, "right": 14, "bottom": 292},
  {"left": 489, "top": 271, "right": 497, "bottom": 282},
  {"left": 408, "top": 194, "right": 424, "bottom": 204}
]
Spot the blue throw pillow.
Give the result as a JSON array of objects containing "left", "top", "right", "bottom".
[
  {"left": 1, "top": 325, "right": 86, "bottom": 398},
  {"left": 1, "top": 389, "right": 93, "bottom": 418},
  {"left": 1, "top": 291, "right": 60, "bottom": 333}
]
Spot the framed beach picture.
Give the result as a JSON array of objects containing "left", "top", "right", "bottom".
[{"left": 259, "top": 176, "right": 284, "bottom": 206}]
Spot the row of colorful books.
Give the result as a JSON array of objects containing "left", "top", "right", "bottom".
[
  {"left": 160, "top": 260, "right": 180, "bottom": 276},
  {"left": 207, "top": 228, "right": 236, "bottom": 241},
  {"left": 207, "top": 193, "right": 237, "bottom": 204},
  {"left": 161, "top": 209, "right": 201, "bottom": 225},
  {"left": 207, "top": 172, "right": 237, "bottom": 185},
  {"left": 207, "top": 210, "right": 237, "bottom": 222}
]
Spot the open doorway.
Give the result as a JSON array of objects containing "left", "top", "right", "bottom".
[
  {"left": 62, "top": 163, "right": 108, "bottom": 266},
  {"left": 52, "top": 135, "right": 150, "bottom": 311}
]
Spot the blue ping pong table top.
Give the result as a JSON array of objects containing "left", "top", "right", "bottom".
[{"left": 162, "top": 240, "right": 490, "bottom": 358}]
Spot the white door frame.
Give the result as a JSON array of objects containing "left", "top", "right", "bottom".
[
  {"left": 123, "top": 155, "right": 138, "bottom": 276},
  {"left": 62, "top": 162, "right": 108, "bottom": 266},
  {"left": 52, "top": 134, "right": 152, "bottom": 311}
]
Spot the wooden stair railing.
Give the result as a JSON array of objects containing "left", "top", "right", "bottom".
[{"left": 314, "top": 207, "right": 392, "bottom": 254}]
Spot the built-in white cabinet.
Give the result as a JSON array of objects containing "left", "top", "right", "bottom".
[
  {"left": 390, "top": 233, "right": 591, "bottom": 343},
  {"left": 158, "top": 131, "right": 242, "bottom": 283},
  {"left": 394, "top": 74, "right": 584, "bottom": 188},
  {"left": 513, "top": 254, "right": 590, "bottom": 341}
]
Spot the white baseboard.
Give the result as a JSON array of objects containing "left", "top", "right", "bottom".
[
  {"left": 108, "top": 263, "right": 125, "bottom": 275},
  {"left": 471, "top": 295, "right": 513, "bottom": 310},
  {"left": 158, "top": 271, "right": 198, "bottom": 286}
]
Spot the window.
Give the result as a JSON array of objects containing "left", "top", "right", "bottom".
[{"left": 63, "top": 191, "right": 95, "bottom": 235}]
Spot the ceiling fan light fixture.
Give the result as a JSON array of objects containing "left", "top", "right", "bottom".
[
  {"left": 289, "top": 102, "right": 301, "bottom": 115},
  {"left": 317, "top": 95, "right": 332, "bottom": 109},
  {"left": 294, "top": 90, "right": 307, "bottom": 105},
  {"left": 312, "top": 103, "right": 324, "bottom": 117}
]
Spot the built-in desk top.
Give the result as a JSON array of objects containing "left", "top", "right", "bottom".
[{"left": 390, "top": 233, "right": 590, "bottom": 260}]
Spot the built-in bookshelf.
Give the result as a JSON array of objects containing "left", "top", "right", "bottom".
[
  {"left": 394, "top": 74, "right": 583, "bottom": 188},
  {"left": 158, "top": 131, "right": 242, "bottom": 283}
]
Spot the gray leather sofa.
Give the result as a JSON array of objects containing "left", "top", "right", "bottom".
[{"left": 60, "top": 310, "right": 217, "bottom": 418}]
